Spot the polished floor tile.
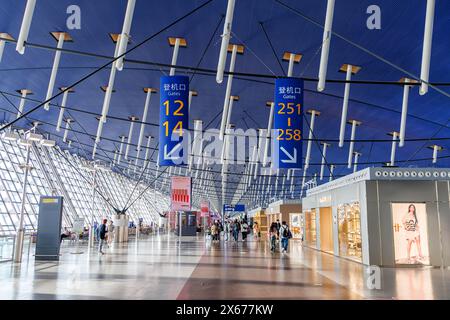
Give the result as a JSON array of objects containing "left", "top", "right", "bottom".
[{"left": 0, "top": 233, "right": 449, "bottom": 300}]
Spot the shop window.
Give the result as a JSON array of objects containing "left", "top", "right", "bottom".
[
  {"left": 304, "top": 209, "right": 317, "bottom": 246},
  {"left": 338, "top": 202, "right": 362, "bottom": 261}
]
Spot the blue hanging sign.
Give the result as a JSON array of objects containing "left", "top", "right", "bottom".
[
  {"left": 272, "top": 78, "right": 303, "bottom": 169},
  {"left": 223, "top": 204, "right": 245, "bottom": 213},
  {"left": 159, "top": 76, "right": 189, "bottom": 166}
]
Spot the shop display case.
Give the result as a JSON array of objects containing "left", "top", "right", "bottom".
[
  {"left": 289, "top": 213, "right": 302, "bottom": 239},
  {"left": 338, "top": 202, "right": 362, "bottom": 261},
  {"left": 304, "top": 209, "right": 316, "bottom": 246},
  {"left": 253, "top": 210, "right": 267, "bottom": 237}
]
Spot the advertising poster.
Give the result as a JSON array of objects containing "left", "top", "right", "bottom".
[
  {"left": 200, "top": 200, "right": 209, "bottom": 217},
  {"left": 391, "top": 203, "right": 430, "bottom": 265},
  {"left": 171, "top": 176, "right": 192, "bottom": 211}
]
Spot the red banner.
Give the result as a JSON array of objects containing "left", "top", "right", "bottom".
[
  {"left": 200, "top": 200, "right": 209, "bottom": 217},
  {"left": 171, "top": 176, "right": 191, "bottom": 211}
]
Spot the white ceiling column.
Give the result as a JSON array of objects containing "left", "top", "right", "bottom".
[
  {"left": 216, "top": 0, "right": 236, "bottom": 84},
  {"left": 219, "top": 44, "right": 244, "bottom": 140},
  {"left": 338, "top": 64, "right": 361, "bottom": 147},
  {"left": 419, "top": 0, "right": 436, "bottom": 96},
  {"left": 44, "top": 32, "right": 72, "bottom": 111},
  {"left": 56, "top": 87, "right": 74, "bottom": 132},
  {"left": 317, "top": 0, "right": 336, "bottom": 92},
  {"left": 16, "top": 89, "right": 33, "bottom": 119},
  {"left": 347, "top": 120, "right": 361, "bottom": 169}
]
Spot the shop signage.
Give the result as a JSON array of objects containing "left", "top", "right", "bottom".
[
  {"left": 159, "top": 75, "right": 189, "bottom": 166},
  {"left": 272, "top": 78, "right": 303, "bottom": 169},
  {"left": 306, "top": 168, "right": 370, "bottom": 196},
  {"left": 171, "top": 176, "right": 192, "bottom": 211}
]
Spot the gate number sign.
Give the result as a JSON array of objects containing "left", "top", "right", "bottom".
[
  {"left": 159, "top": 76, "right": 189, "bottom": 166},
  {"left": 272, "top": 78, "right": 303, "bottom": 169}
]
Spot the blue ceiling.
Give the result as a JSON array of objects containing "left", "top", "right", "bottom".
[{"left": 1, "top": 0, "right": 450, "bottom": 193}]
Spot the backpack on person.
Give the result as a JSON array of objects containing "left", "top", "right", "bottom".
[{"left": 282, "top": 226, "right": 292, "bottom": 239}]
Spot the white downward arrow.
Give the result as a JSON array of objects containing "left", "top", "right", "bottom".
[
  {"left": 280, "top": 147, "right": 297, "bottom": 163},
  {"left": 164, "top": 143, "right": 182, "bottom": 160}
]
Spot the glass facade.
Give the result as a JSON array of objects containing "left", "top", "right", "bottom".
[{"left": 0, "top": 138, "right": 169, "bottom": 236}]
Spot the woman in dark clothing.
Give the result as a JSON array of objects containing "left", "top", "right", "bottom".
[{"left": 269, "top": 223, "right": 278, "bottom": 252}]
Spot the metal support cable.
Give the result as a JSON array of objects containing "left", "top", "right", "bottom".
[{"left": 0, "top": 0, "right": 214, "bottom": 133}]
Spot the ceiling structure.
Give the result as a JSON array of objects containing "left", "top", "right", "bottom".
[{"left": 1, "top": 0, "right": 450, "bottom": 211}]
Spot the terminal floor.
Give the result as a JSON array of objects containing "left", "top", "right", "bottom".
[{"left": 0, "top": 234, "right": 449, "bottom": 300}]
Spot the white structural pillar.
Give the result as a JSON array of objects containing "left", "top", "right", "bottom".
[
  {"left": 339, "top": 64, "right": 361, "bottom": 147},
  {"left": 44, "top": 33, "right": 69, "bottom": 111},
  {"left": 190, "top": 120, "right": 203, "bottom": 172},
  {"left": 219, "top": 44, "right": 243, "bottom": 140},
  {"left": 13, "top": 143, "right": 32, "bottom": 262},
  {"left": 399, "top": 78, "right": 415, "bottom": 148},
  {"left": 188, "top": 90, "right": 198, "bottom": 113},
  {"left": 282, "top": 52, "right": 302, "bottom": 77},
  {"left": 290, "top": 169, "right": 296, "bottom": 195},
  {"left": 16, "top": 89, "right": 32, "bottom": 119},
  {"left": 56, "top": 87, "right": 74, "bottom": 132},
  {"left": 141, "top": 135, "right": 153, "bottom": 170},
  {"left": 329, "top": 164, "right": 335, "bottom": 182},
  {"left": 99, "top": 35, "right": 121, "bottom": 125},
  {"left": 254, "top": 129, "right": 266, "bottom": 179},
  {"left": 353, "top": 152, "right": 361, "bottom": 173},
  {"left": 317, "top": 0, "right": 336, "bottom": 92},
  {"left": 117, "top": 135, "right": 126, "bottom": 165},
  {"left": 168, "top": 37, "right": 186, "bottom": 76},
  {"left": 263, "top": 101, "right": 274, "bottom": 166},
  {"left": 347, "top": 120, "right": 361, "bottom": 169},
  {"left": 419, "top": 0, "right": 436, "bottom": 96},
  {"left": 63, "top": 118, "right": 72, "bottom": 143},
  {"left": 304, "top": 109, "right": 321, "bottom": 170},
  {"left": 216, "top": 0, "right": 236, "bottom": 84},
  {"left": 0, "top": 33, "right": 14, "bottom": 63},
  {"left": 15, "top": 0, "right": 36, "bottom": 55},
  {"left": 389, "top": 131, "right": 399, "bottom": 166},
  {"left": 429, "top": 145, "right": 442, "bottom": 164},
  {"left": 125, "top": 116, "right": 138, "bottom": 160},
  {"left": 115, "top": 0, "right": 136, "bottom": 71},
  {"left": 225, "top": 95, "right": 238, "bottom": 131},
  {"left": 319, "top": 142, "right": 330, "bottom": 180},
  {"left": 94, "top": 83, "right": 117, "bottom": 158},
  {"left": 136, "top": 88, "right": 156, "bottom": 161}
]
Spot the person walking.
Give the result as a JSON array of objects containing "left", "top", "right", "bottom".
[
  {"left": 232, "top": 219, "right": 240, "bottom": 242},
  {"left": 210, "top": 222, "right": 218, "bottom": 242},
  {"left": 224, "top": 219, "right": 230, "bottom": 241},
  {"left": 241, "top": 220, "right": 249, "bottom": 241},
  {"left": 98, "top": 219, "right": 108, "bottom": 255},
  {"left": 107, "top": 219, "right": 115, "bottom": 246},
  {"left": 276, "top": 219, "right": 281, "bottom": 237},
  {"left": 253, "top": 222, "right": 260, "bottom": 241},
  {"left": 280, "top": 221, "right": 292, "bottom": 253},
  {"left": 269, "top": 222, "right": 278, "bottom": 252}
]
